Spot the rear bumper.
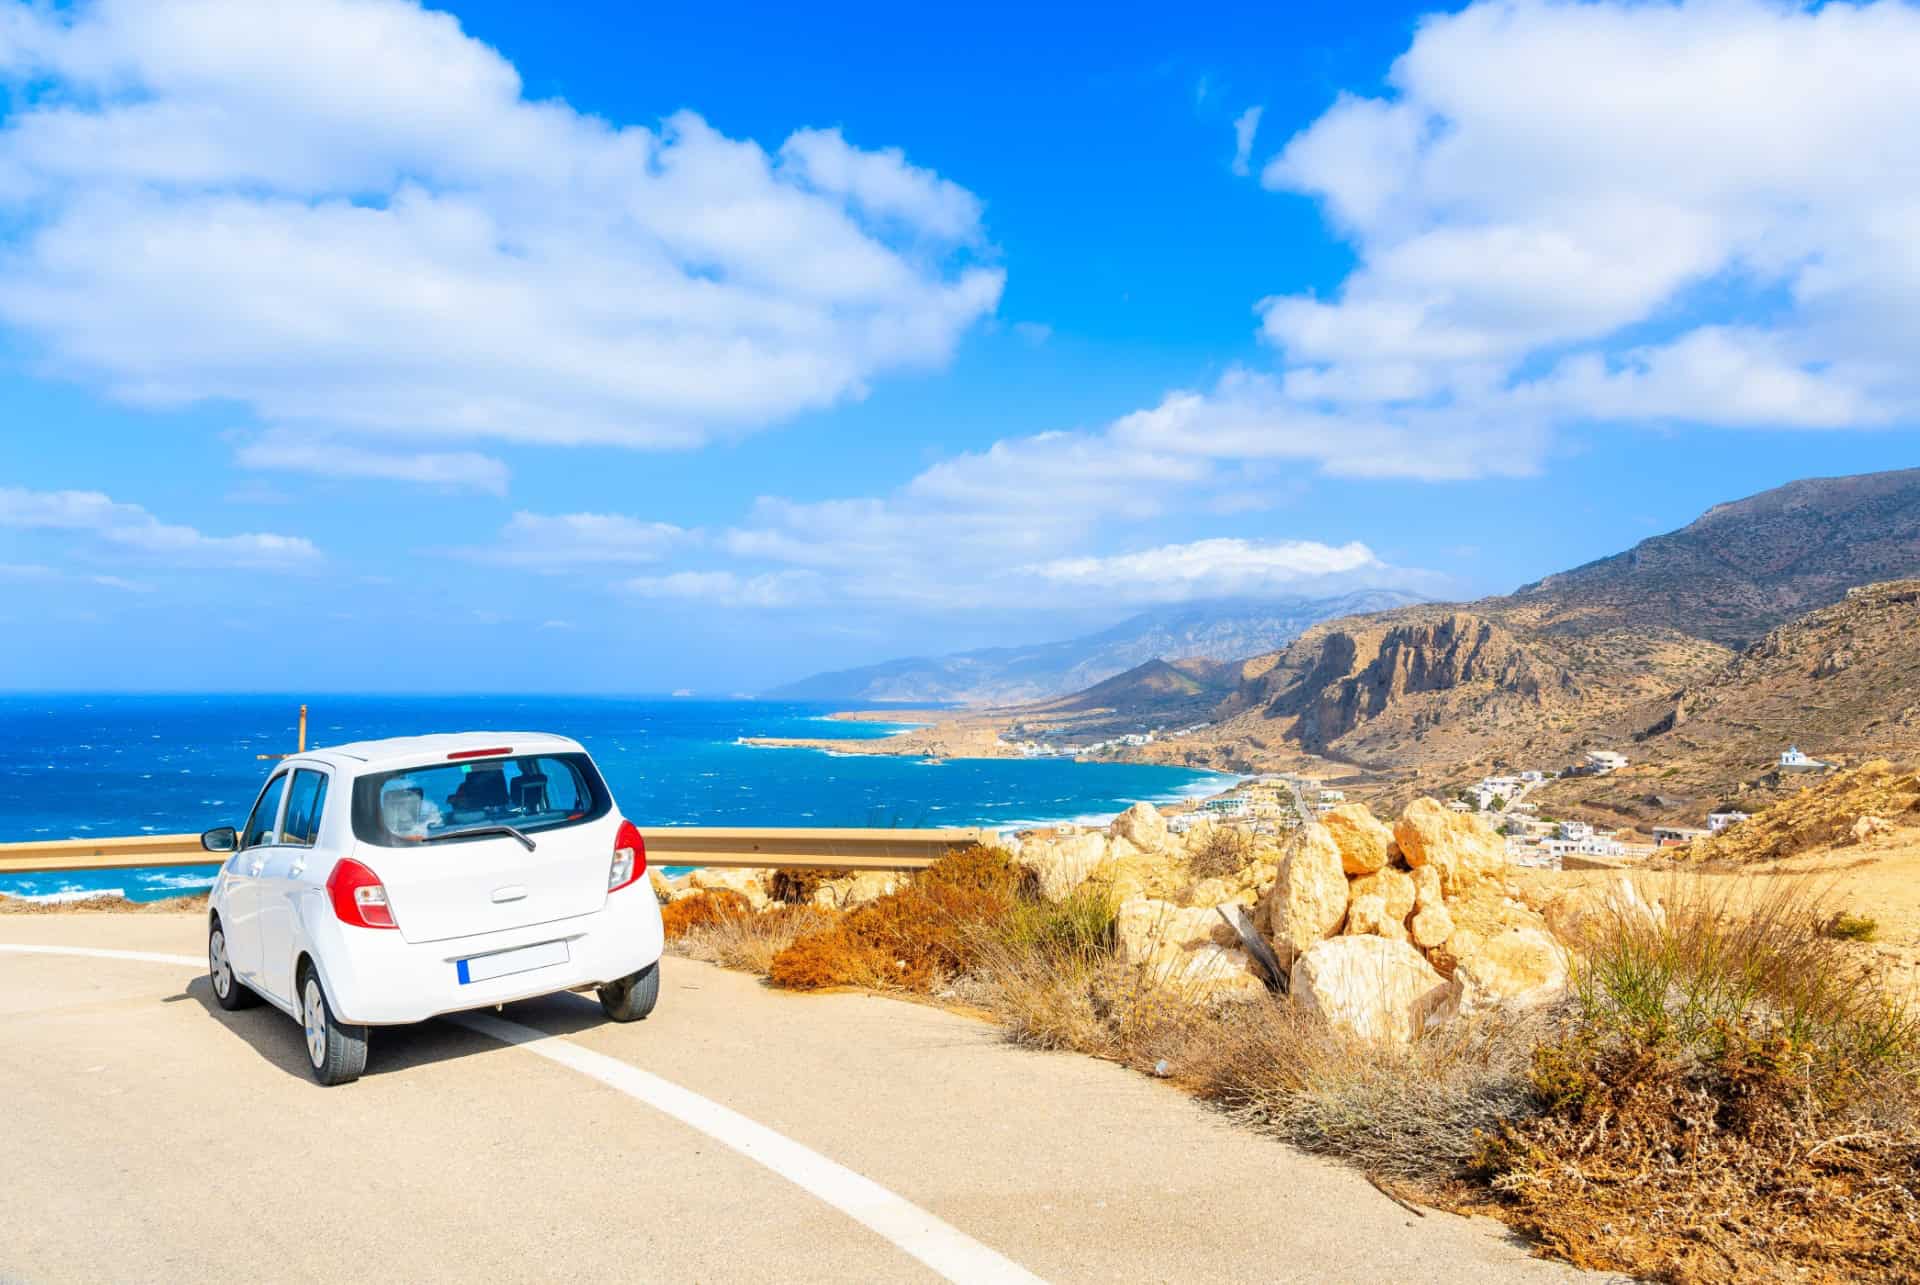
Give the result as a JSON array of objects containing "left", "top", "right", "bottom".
[{"left": 306, "top": 886, "right": 664, "bottom": 1026}]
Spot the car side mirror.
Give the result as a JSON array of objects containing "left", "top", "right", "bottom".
[{"left": 202, "top": 826, "right": 238, "bottom": 853}]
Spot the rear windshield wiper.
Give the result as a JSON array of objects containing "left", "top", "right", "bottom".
[{"left": 419, "top": 824, "right": 537, "bottom": 852}]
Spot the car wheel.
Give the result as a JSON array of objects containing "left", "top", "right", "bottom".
[
  {"left": 208, "top": 918, "right": 260, "bottom": 1011},
  {"left": 597, "top": 960, "right": 660, "bottom": 1022},
  {"left": 299, "top": 966, "right": 369, "bottom": 1086}
]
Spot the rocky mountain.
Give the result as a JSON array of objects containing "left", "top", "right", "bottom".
[
  {"left": 1508, "top": 466, "right": 1920, "bottom": 647},
  {"left": 1101, "top": 469, "right": 1920, "bottom": 793},
  {"left": 763, "top": 590, "right": 1428, "bottom": 706}
]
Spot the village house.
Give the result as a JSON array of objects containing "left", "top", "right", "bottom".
[{"left": 1708, "top": 810, "right": 1751, "bottom": 832}]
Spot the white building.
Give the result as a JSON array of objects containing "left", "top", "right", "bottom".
[
  {"left": 1200, "top": 796, "right": 1251, "bottom": 820},
  {"left": 1707, "top": 810, "right": 1751, "bottom": 833},
  {"left": 1779, "top": 746, "right": 1829, "bottom": 771},
  {"left": 1586, "top": 750, "right": 1629, "bottom": 773},
  {"left": 1317, "top": 789, "right": 1346, "bottom": 805},
  {"left": 1556, "top": 820, "right": 1594, "bottom": 842},
  {"left": 1653, "top": 825, "right": 1709, "bottom": 847},
  {"left": 1542, "top": 834, "right": 1627, "bottom": 860},
  {"left": 1519, "top": 770, "right": 1545, "bottom": 784}
]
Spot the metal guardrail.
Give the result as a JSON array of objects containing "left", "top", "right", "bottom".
[{"left": 0, "top": 827, "right": 996, "bottom": 877}]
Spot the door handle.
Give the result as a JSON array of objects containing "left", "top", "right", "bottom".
[
  {"left": 289, "top": 861, "right": 306, "bottom": 878},
  {"left": 491, "top": 885, "right": 528, "bottom": 903},
  {"left": 248, "top": 860, "right": 264, "bottom": 876}
]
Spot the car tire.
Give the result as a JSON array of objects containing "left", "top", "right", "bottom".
[
  {"left": 208, "top": 917, "right": 260, "bottom": 1011},
  {"left": 597, "top": 960, "right": 660, "bottom": 1022},
  {"left": 299, "top": 965, "right": 369, "bottom": 1086}
]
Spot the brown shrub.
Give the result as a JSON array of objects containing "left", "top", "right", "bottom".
[
  {"left": 660, "top": 889, "right": 752, "bottom": 939},
  {"left": 767, "top": 844, "right": 1019, "bottom": 991},
  {"left": 767, "top": 927, "right": 891, "bottom": 990},
  {"left": 766, "top": 867, "right": 841, "bottom": 904}
]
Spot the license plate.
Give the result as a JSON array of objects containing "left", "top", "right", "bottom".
[{"left": 456, "top": 939, "right": 569, "bottom": 985}]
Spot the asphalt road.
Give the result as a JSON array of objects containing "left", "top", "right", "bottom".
[{"left": 0, "top": 913, "right": 1604, "bottom": 1284}]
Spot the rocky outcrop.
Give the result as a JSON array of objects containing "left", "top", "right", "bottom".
[
  {"left": 1453, "top": 927, "right": 1568, "bottom": 1010},
  {"left": 1321, "top": 803, "right": 1392, "bottom": 874},
  {"left": 1394, "top": 798, "right": 1506, "bottom": 895},
  {"left": 1263, "top": 822, "right": 1350, "bottom": 965},
  {"left": 1110, "top": 801, "right": 1170, "bottom": 853},
  {"left": 1290, "top": 936, "right": 1453, "bottom": 1042}
]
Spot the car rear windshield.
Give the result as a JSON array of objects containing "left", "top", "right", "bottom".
[{"left": 349, "top": 752, "right": 613, "bottom": 848}]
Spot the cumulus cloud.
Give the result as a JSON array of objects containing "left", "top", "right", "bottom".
[
  {"left": 1256, "top": 0, "right": 1920, "bottom": 434},
  {"left": 1229, "top": 106, "right": 1263, "bottom": 177},
  {"left": 459, "top": 511, "right": 695, "bottom": 569},
  {"left": 1021, "top": 537, "right": 1389, "bottom": 601},
  {"left": 236, "top": 434, "right": 510, "bottom": 495},
  {"left": 0, "top": 485, "right": 320, "bottom": 568},
  {"left": 624, "top": 569, "right": 822, "bottom": 609},
  {"left": 0, "top": 0, "right": 1002, "bottom": 452}
]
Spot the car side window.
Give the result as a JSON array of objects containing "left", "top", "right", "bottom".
[
  {"left": 281, "top": 769, "right": 329, "bottom": 848},
  {"left": 242, "top": 772, "right": 289, "bottom": 849}
]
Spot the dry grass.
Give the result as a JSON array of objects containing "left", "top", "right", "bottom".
[
  {"left": 0, "top": 892, "right": 209, "bottom": 915},
  {"left": 672, "top": 903, "right": 842, "bottom": 974},
  {"left": 1186, "top": 824, "right": 1256, "bottom": 880},
  {"left": 1474, "top": 877, "right": 1920, "bottom": 1282}
]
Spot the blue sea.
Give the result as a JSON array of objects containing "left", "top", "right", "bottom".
[{"left": 0, "top": 694, "right": 1232, "bottom": 903}]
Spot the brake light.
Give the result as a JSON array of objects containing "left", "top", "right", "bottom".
[
  {"left": 609, "top": 819, "right": 647, "bottom": 892},
  {"left": 328, "top": 858, "right": 397, "bottom": 929},
  {"left": 447, "top": 746, "right": 511, "bottom": 760}
]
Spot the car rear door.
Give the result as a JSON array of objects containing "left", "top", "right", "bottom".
[
  {"left": 228, "top": 770, "right": 289, "bottom": 985},
  {"left": 370, "top": 815, "right": 616, "bottom": 944}
]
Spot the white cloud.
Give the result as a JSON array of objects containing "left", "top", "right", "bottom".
[
  {"left": 1253, "top": 0, "right": 1920, "bottom": 435},
  {"left": 1230, "top": 106, "right": 1263, "bottom": 177},
  {"left": 236, "top": 434, "right": 510, "bottom": 495},
  {"left": 460, "top": 511, "right": 695, "bottom": 569},
  {"left": 0, "top": 0, "right": 1002, "bottom": 453},
  {"left": 0, "top": 484, "right": 320, "bottom": 568},
  {"left": 1021, "top": 537, "right": 1389, "bottom": 601},
  {"left": 624, "top": 569, "right": 821, "bottom": 608}
]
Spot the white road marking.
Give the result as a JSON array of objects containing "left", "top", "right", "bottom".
[
  {"left": 455, "top": 1011, "right": 1046, "bottom": 1285},
  {"left": 0, "top": 943, "right": 1047, "bottom": 1285},
  {"left": 0, "top": 943, "right": 201, "bottom": 966}
]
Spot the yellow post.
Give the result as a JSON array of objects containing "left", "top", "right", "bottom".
[{"left": 298, "top": 704, "right": 308, "bottom": 754}]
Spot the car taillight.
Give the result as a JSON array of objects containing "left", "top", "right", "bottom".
[
  {"left": 327, "top": 858, "right": 397, "bottom": 930},
  {"left": 609, "top": 819, "right": 646, "bottom": 892}
]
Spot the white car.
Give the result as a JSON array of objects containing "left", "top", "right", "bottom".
[{"left": 202, "top": 732, "right": 664, "bottom": 1085}]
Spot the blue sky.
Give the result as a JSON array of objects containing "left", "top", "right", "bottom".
[{"left": 3, "top": 0, "right": 1919, "bottom": 693}]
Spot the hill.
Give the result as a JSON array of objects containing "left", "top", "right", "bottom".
[
  {"left": 763, "top": 590, "right": 1427, "bottom": 705},
  {"left": 1508, "top": 466, "right": 1920, "bottom": 647},
  {"left": 1099, "top": 469, "right": 1920, "bottom": 801}
]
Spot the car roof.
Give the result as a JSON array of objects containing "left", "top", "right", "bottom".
[{"left": 296, "top": 731, "right": 587, "bottom": 774}]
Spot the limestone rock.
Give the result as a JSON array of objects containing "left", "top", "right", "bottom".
[
  {"left": 1852, "top": 814, "right": 1894, "bottom": 844},
  {"left": 648, "top": 869, "right": 675, "bottom": 903},
  {"left": 1154, "top": 943, "right": 1270, "bottom": 1001},
  {"left": 1290, "top": 935, "right": 1453, "bottom": 1043},
  {"left": 1425, "top": 927, "right": 1479, "bottom": 979},
  {"left": 1263, "top": 822, "right": 1350, "bottom": 966},
  {"left": 1322, "top": 803, "right": 1393, "bottom": 875},
  {"left": 811, "top": 871, "right": 902, "bottom": 910},
  {"left": 1454, "top": 926, "right": 1568, "bottom": 1008},
  {"left": 1411, "top": 863, "right": 1443, "bottom": 912},
  {"left": 1349, "top": 866, "right": 1415, "bottom": 924},
  {"left": 1115, "top": 897, "right": 1232, "bottom": 964},
  {"left": 1343, "top": 892, "right": 1409, "bottom": 942},
  {"left": 686, "top": 867, "right": 771, "bottom": 911},
  {"left": 1393, "top": 798, "right": 1506, "bottom": 895},
  {"left": 1409, "top": 901, "right": 1454, "bottom": 950},
  {"left": 1110, "top": 802, "right": 1170, "bottom": 853},
  {"left": 1013, "top": 831, "right": 1109, "bottom": 901}
]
